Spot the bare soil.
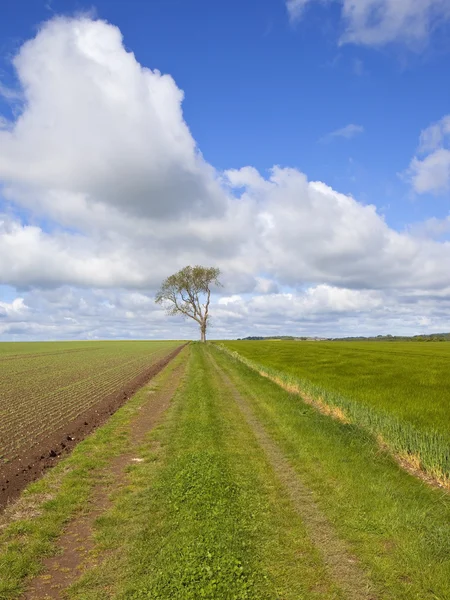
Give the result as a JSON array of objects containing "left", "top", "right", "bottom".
[
  {"left": 0, "top": 344, "right": 187, "bottom": 512},
  {"left": 21, "top": 350, "right": 187, "bottom": 599}
]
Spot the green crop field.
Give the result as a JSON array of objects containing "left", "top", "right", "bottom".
[
  {"left": 2, "top": 343, "right": 450, "bottom": 600},
  {"left": 0, "top": 341, "right": 181, "bottom": 465},
  {"left": 219, "top": 340, "right": 450, "bottom": 486}
]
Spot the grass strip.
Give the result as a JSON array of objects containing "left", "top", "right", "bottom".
[
  {"left": 0, "top": 348, "right": 187, "bottom": 600},
  {"left": 210, "top": 352, "right": 374, "bottom": 600},
  {"left": 215, "top": 343, "right": 450, "bottom": 489},
  {"left": 68, "top": 343, "right": 343, "bottom": 600},
  {"left": 211, "top": 344, "right": 450, "bottom": 599}
]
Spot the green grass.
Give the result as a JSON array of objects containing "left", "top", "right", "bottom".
[
  {"left": 0, "top": 348, "right": 187, "bottom": 600},
  {"left": 219, "top": 341, "right": 450, "bottom": 485},
  {"left": 67, "top": 343, "right": 342, "bottom": 600},
  {"left": 2, "top": 343, "right": 450, "bottom": 599},
  {"left": 219, "top": 341, "right": 450, "bottom": 435},
  {"left": 211, "top": 345, "right": 450, "bottom": 599}
]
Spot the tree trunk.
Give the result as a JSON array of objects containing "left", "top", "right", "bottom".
[{"left": 200, "top": 321, "right": 206, "bottom": 343}]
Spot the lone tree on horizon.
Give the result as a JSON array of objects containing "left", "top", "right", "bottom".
[{"left": 155, "top": 266, "right": 221, "bottom": 342}]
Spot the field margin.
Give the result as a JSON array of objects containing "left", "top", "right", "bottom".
[{"left": 214, "top": 343, "right": 450, "bottom": 491}]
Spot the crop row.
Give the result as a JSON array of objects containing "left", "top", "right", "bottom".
[
  {"left": 1, "top": 352, "right": 163, "bottom": 430},
  {"left": 1, "top": 347, "right": 169, "bottom": 406},
  {"left": 0, "top": 342, "right": 179, "bottom": 462}
]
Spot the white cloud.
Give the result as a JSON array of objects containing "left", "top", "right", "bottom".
[
  {"left": 418, "top": 115, "right": 450, "bottom": 153},
  {"left": 3, "top": 285, "right": 450, "bottom": 341},
  {"left": 0, "top": 297, "right": 28, "bottom": 318},
  {"left": 225, "top": 166, "right": 450, "bottom": 291},
  {"left": 0, "top": 116, "right": 11, "bottom": 131},
  {"left": 0, "top": 82, "right": 22, "bottom": 102},
  {"left": 213, "top": 285, "right": 450, "bottom": 338},
  {"left": 218, "top": 295, "right": 243, "bottom": 306},
  {"left": 320, "top": 123, "right": 364, "bottom": 142},
  {"left": 409, "top": 149, "right": 450, "bottom": 194},
  {"left": 287, "top": 0, "right": 450, "bottom": 47},
  {"left": 286, "top": 0, "right": 314, "bottom": 21},
  {"left": 409, "top": 215, "right": 450, "bottom": 239},
  {"left": 0, "top": 16, "right": 225, "bottom": 221},
  {"left": 0, "top": 16, "right": 258, "bottom": 291},
  {"left": 407, "top": 115, "right": 450, "bottom": 194},
  {"left": 1, "top": 16, "right": 450, "bottom": 339}
]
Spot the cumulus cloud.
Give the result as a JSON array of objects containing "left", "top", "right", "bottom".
[
  {"left": 408, "top": 216, "right": 450, "bottom": 239},
  {"left": 0, "top": 16, "right": 258, "bottom": 291},
  {"left": 2, "top": 285, "right": 449, "bottom": 341},
  {"left": 214, "top": 284, "right": 450, "bottom": 338},
  {"left": 219, "top": 286, "right": 382, "bottom": 315},
  {"left": 287, "top": 0, "right": 450, "bottom": 47},
  {"left": 407, "top": 115, "right": 450, "bottom": 194},
  {"left": 0, "top": 297, "right": 28, "bottom": 319},
  {"left": 225, "top": 166, "right": 450, "bottom": 291},
  {"left": 0, "top": 16, "right": 225, "bottom": 221},
  {"left": 319, "top": 123, "right": 364, "bottom": 143},
  {"left": 1, "top": 15, "right": 450, "bottom": 339}
]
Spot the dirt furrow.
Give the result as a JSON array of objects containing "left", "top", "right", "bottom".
[
  {"left": 1, "top": 343, "right": 187, "bottom": 512},
  {"left": 210, "top": 352, "right": 376, "bottom": 600},
  {"left": 21, "top": 355, "right": 187, "bottom": 600}
]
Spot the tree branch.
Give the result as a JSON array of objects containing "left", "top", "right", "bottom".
[{"left": 155, "top": 265, "right": 221, "bottom": 341}]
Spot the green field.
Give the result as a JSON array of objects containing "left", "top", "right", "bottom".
[
  {"left": 1, "top": 343, "right": 449, "bottom": 600},
  {"left": 0, "top": 341, "right": 181, "bottom": 464},
  {"left": 219, "top": 340, "right": 450, "bottom": 485},
  {"left": 219, "top": 341, "right": 450, "bottom": 435}
]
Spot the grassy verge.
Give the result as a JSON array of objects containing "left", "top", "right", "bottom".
[
  {"left": 67, "top": 343, "right": 343, "bottom": 600},
  {"left": 0, "top": 348, "right": 187, "bottom": 600},
  {"left": 211, "top": 345, "right": 450, "bottom": 599},
  {"left": 219, "top": 341, "right": 450, "bottom": 435},
  {"left": 216, "top": 343, "right": 450, "bottom": 488}
]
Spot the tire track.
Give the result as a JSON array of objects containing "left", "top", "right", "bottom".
[
  {"left": 209, "top": 351, "right": 376, "bottom": 600},
  {"left": 21, "top": 351, "right": 187, "bottom": 600}
]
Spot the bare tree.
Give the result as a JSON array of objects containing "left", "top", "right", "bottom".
[{"left": 155, "top": 266, "right": 221, "bottom": 342}]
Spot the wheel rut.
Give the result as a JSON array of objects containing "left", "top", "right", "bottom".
[
  {"left": 209, "top": 351, "right": 376, "bottom": 600},
  {"left": 21, "top": 355, "right": 187, "bottom": 600}
]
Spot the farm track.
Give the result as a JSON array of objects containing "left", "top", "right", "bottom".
[
  {"left": 21, "top": 353, "right": 187, "bottom": 600},
  {"left": 2, "top": 343, "right": 449, "bottom": 599},
  {"left": 0, "top": 343, "right": 186, "bottom": 511},
  {"left": 208, "top": 352, "right": 375, "bottom": 600}
]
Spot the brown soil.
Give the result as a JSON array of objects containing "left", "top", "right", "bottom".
[
  {"left": 209, "top": 353, "right": 376, "bottom": 600},
  {"left": 0, "top": 344, "right": 187, "bottom": 512},
  {"left": 22, "top": 349, "right": 187, "bottom": 600}
]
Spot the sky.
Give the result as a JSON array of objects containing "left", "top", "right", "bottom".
[{"left": 0, "top": 0, "right": 450, "bottom": 340}]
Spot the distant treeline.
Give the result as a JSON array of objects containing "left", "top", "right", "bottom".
[
  {"left": 237, "top": 334, "right": 450, "bottom": 342},
  {"left": 331, "top": 333, "right": 450, "bottom": 342},
  {"left": 237, "top": 336, "right": 325, "bottom": 341}
]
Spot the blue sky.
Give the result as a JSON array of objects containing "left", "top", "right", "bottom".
[
  {"left": 2, "top": 0, "right": 449, "bottom": 224},
  {"left": 0, "top": 0, "right": 450, "bottom": 339}
]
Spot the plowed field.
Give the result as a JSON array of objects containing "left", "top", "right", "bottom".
[{"left": 0, "top": 340, "right": 182, "bottom": 505}]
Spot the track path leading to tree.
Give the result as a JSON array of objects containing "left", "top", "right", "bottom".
[
  {"left": 21, "top": 350, "right": 188, "bottom": 600},
  {"left": 1, "top": 343, "right": 449, "bottom": 599},
  {"left": 208, "top": 351, "right": 374, "bottom": 600}
]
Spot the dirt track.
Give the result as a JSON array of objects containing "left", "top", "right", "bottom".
[{"left": 22, "top": 349, "right": 187, "bottom": 599}]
